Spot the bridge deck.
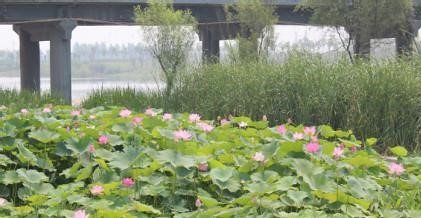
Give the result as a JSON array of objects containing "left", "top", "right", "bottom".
[{"left": 0, "top": 0, "right": 301, "bottom": 5}]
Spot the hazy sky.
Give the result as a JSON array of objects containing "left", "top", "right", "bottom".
[{"left": 0, "top": 25, "right": 339, "bottom": 51}]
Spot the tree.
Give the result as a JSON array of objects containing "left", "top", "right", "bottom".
[
  {"left": 135, "top": 0, "right": 197, "bottom": 102},
  {"left": 299, "top": 0, "right": 413, "bottom": 61},
  {"left": 226, "top": 0, "right": 278, "bottom": 62}
]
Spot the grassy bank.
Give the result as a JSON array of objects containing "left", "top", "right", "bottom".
[
  {"left": 82, "top": 55, "right": 421, "bottom": 151},
  {"left": 0, "top": 89, "right": 64, "bottom": 111}
]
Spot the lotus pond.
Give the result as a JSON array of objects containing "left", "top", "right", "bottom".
[{"left": 0, "top": 106, "right": 421, "bottom": 217}]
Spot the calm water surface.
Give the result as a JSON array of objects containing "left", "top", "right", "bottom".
[{"left": 0, "top": 77, "right": 160, "bottom": 102}]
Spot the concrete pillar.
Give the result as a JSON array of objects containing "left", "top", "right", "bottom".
[
  {"left": 15, "top": 29, "right": 40, "bottom": 92},
  {"left": 13, "top": 20, "right": 76, "bottom": 104},
  {"left": 199, "top": 25, "right": 220, "bottom": 63},
  {"left": 50, "top": 34, "right": 72, "bottom": 103},
  {"left": 50, "top": 20, "right": 76, "bottom": 104},
  {"left": 202, "top": 30, "right": 220, "bottom": 62}
]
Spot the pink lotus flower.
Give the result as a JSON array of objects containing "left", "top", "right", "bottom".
[
  {"left": 119, "top": 109, "right": 131, "bottom": 118},
  {"left": 21, "top": 108, "right": 29, "bottom": 114},
  {"left": 162, "top": 113, "right": 173, "bottom": 121},
  {"left": 0, "top": 198, "right": 6, "bottom": 207},
  {"left": 74, "top": 210, "right": 89, "bottom": 218},
  {"left": 277, "top": 125, "right": 287, "bottom": 135},
  {"left": 220, "top": 118, "right": 230, "bottom": 125},
  {"left": 71, "top": 110, "right": 81, "bottom": 116},
  {"left": 98, "top": 135, "right": 108, "bottom": 145},
  {"left": 252, "top": 152, "right": 265, "bottom": 162},
  {"left": 132, "top": 117, "right": 143, "bottom": 125},
  {"left": 198, "top": 123, "right": 214, "bottom": 133},
  {"left": 122, "top": 177, "right": 135, "bottom": 188},
  {"left": 306, "top": 142, "right": 320, "bottom": 154},
  {"left": 388, "top": 162, "right": 405, "bottom": 176},
  {"left": 304, "top": 126, "right": 316, "bottom": 136},
  {"left": 89, "top": 115, "right": 96, "bottom": 120},
  {"left": 351, "top": 145, "right": 358, "bottom": 153},
  {"left": 310, "top": 136, "right": 319, "bottom": 143},
  {"left": 195, "top": 198, "right": 203, "bottom": 208},
  {"left": 145, "top": 108, "right": 157, "bottom": 116},
  {"left": 174, "top": 130, "right": 192, "bottom": 141},
  {"left": 43, "top": 107, "right": 51, "bottom": 113},
  {"left": 189, "top": 113, "right": 201, "bottom": 123},
  {"left": 262, "top": 115, "right": 268, "bottom": 121},
  {"left": 198, "top": 163, "right": 209, "bottom": 172},
  {"left": 90, "top": 185, "right": 104, "bottom": 196},
  {"left": 88, "top": 144, "right": 95, "bottom": 153},
  {"left": 238, "top": 121, "right": 248, "bottom": 128},
  {"left": 293, "top": 132, "right": 304, "bottom": 140},
  {"left": 333, "top": 146, "right": 345, "bottom": 159}
]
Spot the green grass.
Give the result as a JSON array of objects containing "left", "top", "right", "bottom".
[
  {"left": 0, "top": 89, "right": 65, "bottom": 111},
  {"left": 82, "top": 55, "right": 421, "bottom": 151}
]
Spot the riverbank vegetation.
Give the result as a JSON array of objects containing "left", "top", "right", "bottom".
[{"left": 81, "top": 55, "right": 421, "bottom": 152}]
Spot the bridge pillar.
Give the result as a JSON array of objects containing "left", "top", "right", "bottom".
[
  {"left": 199, "top": 25, "right": 221, "bottom": 63},
  {"left": 13, "top": 20, "right": 76, "bottom": 104},
  {"left": 49, "top": 21, "right": 77, "bottom": 104},
  {"left": 13, "top": 28, "right": 41, "bottom": 93}
]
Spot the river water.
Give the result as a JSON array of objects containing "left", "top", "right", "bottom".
[{"left": 0, "top": 77, "right": 160, "bottom": 103}]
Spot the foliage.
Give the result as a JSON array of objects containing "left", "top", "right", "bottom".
[
  {"left": 298, "top": 0, "right": 414, "bottom": 58},
  {"left": 226, "top": 0, "right": 278, "bottom": 61},
  {"left": 134, "top": 0, "right": 197, "bottom": 103},
  {"left": 0, "top": 89, "right": 64, "bottom": 111},
  {"left": 82, "top": 55, "right": 421, "bottom": 151},
  {"left": 0, "top": 106, "right": 421, "bottom": 217}
]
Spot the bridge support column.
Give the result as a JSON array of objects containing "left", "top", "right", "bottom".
[
  {"left": 14, "top": 28, "right": 41, "bottom": 93},
  {"left": 13, "top": 20, "right": 76, "bottom": 104},
  {"left": 49, "top": 21, "right": 76, "bottom": 104},
  {"left": 199, "top": 25, "right": 221, "bottom": 63}
]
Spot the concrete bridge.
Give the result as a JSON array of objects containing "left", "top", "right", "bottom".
[{"left": 0, "top": 0, "right": 420, "bottom": 103}]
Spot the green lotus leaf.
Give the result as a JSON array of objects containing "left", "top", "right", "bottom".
[
  {"left": 286, "top": 190, "right": 309, "bottom": 206},
  {"left": 314, "top": 190, "right": 371, "bottom": 210},
  {"left": 344, "top": 152, "right": 376, "bottom": 168},
  {"left": 109, "top": 146, "right": 142, "bottom": 170},
  {"left": 291, "top": 159, "right": 324, "bottom": 180},
  {"left": 198, "top": 195, "right": 219, "bottom": 207},
  {"left": 75, "top": 163, "right": 93, "bottom": 181},
  {"left": 0, "top": 123, "right": 16, "bottom": 138},
  {"left": 65, "top": 136, "right": 92, "bottom": 154},
  {"left": 0, "top": 154, "right": 14, "bottom": 166},
  {"left": 29, "top": 129, "right": 60, "bottom": 144},
  {"left": 108, "top": 134, "right": 125, "bottom": 146},
  {"left": 175, "top": 166, "right": 195, "bottom": 178},
  {"left": 132, "top": 202, "right": 162, "bottom": 215},
  {"left": 24, "top": 182, "right": 54, "bottom": 195},
  {"left": 277, "top": 141, "right": 303, "bottom": 157},
  {"left": 250, "top": 170, "right": 279, "bottom": 183},
  {"left": 112, "top": 122, "right": 134, "bottom": 134},
  {"left": 89, "top": 199, "right": 114, "bottom": 210},
  {"left": 154, "top": 149, "right": 195, "bottom": 168},
  {"left": 274, "top": 176, "right": 297, "bottom": 191},
  {"left": 210, "top": 167, "right": 236, "bottom": 182},
  {"left": 16, "top": 169, "right": 48, "bottom": 184},
  {"left": 366, "top": 138, "right": 378, "bottom": 147},
  {"left": 26, "top": 194, "right": 49, "bottom": 206},
  {"left": 2, "top": 170, "right": 21, "bottom": 185},
  {"left": 246, "top": 182, "right": 276, "bottom": 193},
  {"left": 16, "top": 143, "right": 37, "bottom": 165},
  {"left": 389, "top": 146, "right": 408, "bottom": 157}
]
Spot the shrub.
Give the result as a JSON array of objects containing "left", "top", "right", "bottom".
[{"left": 0, "top": 106, "right": 421, "bottom": 217}]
